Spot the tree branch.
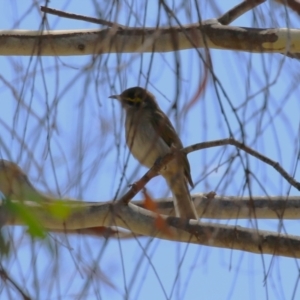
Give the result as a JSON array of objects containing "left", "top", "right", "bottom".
[
  {"left": 274, "top": 0, "right": 300, "bottom": 15},
  {"left": 42, "top": 0, "right": 264, "bottom": 28},
  {"left": 184, "top": 138, "right": 300, "bottom": 191},
  {"left": 1, "top": 1, "right": 299, "bottom": 57},
  {"left": 0, "top": 267, "right": 31, "bottom": 300},
  {"left": 218, "top": 0, "right": 266, "bottom": 25},
  {"left": 1, "top": 159, "right": 300, "bottom": 257},
  {"left": 134, "top": 195, "right": 300, "bottom": 220},
  {"left": 0, "top": 24, "right": 299, "bottom": 56},
  {"left": 117, "top": 138, "right": 300, "bottom": 205},
  {"left": 40, "top": 6, "right": 126, "bottom": 29},
  {"left": 1, "top": 199, "right": 300, "bottom": 258}
]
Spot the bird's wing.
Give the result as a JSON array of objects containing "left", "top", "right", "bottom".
[{"left": 150, "top": 109, "right": 194, "bottom": 187}]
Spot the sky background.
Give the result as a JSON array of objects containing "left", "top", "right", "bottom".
[{"left": 0, "top": 0, "right": 300, "bottom": 299}]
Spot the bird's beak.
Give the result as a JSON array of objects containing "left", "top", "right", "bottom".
[{"left": 109, "top": 94, "right": 121, "bottom": 100}]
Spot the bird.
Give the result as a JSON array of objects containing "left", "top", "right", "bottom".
[{"left": 109, "top": 87, "right": 198, "bottom": 220}]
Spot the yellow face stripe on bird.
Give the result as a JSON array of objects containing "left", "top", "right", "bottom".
[{"left": 123, "top": 96, "right": 143, "bottom": 106}]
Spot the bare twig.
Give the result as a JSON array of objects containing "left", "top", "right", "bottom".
[
  {"left": 218, "top": 0, "right": 266, "bottom": 25},
  {"left": 274, "top": 0, "right": 300, "bottom": 15},
  {"left": 40, "top": 6, "right": 126, "bottom": 29},
  {"left": 184, "top": 138, "right": 300, "bottom": 191},
  {"left": 118, "top": 153, "right": 176, "bottom": 204},
  {"left": 41, "top": 0, "right": 266, "bottom": 29},
  {"left": 0, "top": 267, "right": 31, "bottom": 300}
]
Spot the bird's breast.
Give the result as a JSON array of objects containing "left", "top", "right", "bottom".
[{"left": 125, "top": 111, "right": 170, "bottom": 169}]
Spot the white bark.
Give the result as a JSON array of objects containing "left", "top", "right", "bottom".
[
  {"left": 1, "top": 23, "right": 300, "bottom": 56},
  {"left": 2, "top": 199, "right": 300, "bottom": 258},
  {"left": 1, "top": 160, "right": 300, "bottom": 257}
]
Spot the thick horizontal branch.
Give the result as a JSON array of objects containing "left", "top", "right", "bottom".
[
  {"left": 2, "top": 199, "right": 300, "bottom": 258},
  {"left": 0, "top": 23, "right": 299, "bottom": 56},
  {"left": 1, "top": 160, "right": 300, "bottom": 257},
  {"left": 2, "top": 194, "right": 300, "bottom": 221},
  {"left": 136, "top": 195, "right": 300, "bottom": 220},
  {"left": 1, "top": 152, "right": 299, "bottom": 221}
]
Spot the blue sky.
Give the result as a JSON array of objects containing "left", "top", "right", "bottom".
[{"left": 0, "top": 1, "right": 300, "bottom": 299}]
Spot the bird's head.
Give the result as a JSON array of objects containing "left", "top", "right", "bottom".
[{"left": 109, "top": 87, "right": 158, "bottom": 110}]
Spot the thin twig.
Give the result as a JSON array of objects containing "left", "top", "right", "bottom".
[
  {"left": 118, "top": 156, "right": 170, "bottom": 204},
  {"left": 41, "top": 0, "right": 265, "bottom": 31},
  {"left": 274, "top": 0, "right": 300, "bottom": 15},
  {"left": 185, "top": 138, "right": 300, "bottom": 190},
  {"left": 218, "top": 0, "right": 266, "bottom": 25},
  {"left": 0, "top": 267, "right": 31, "bottom": 300},
  {"left": 40, "top": 6, "right": 126, "bottom": 29}
]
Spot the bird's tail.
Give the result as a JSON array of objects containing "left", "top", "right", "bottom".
[{"left": 165, "top": 173, "right": 198, "bottom": 220}]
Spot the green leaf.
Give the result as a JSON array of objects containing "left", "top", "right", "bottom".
[{"left": 6, "top": 200, "right": 46, "bottom": 239}]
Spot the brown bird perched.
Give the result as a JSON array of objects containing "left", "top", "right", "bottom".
[{"left": 109, "top": 87, "right": 198, "bottom": 220}]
